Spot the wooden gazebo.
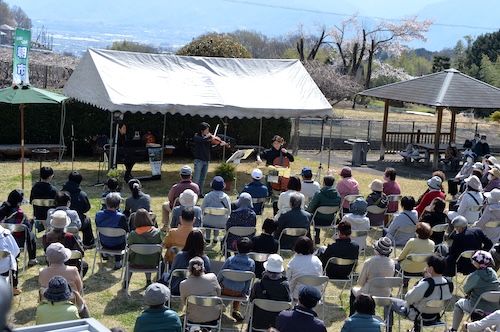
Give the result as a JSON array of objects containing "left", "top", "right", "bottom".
[{"left": 358, "top": 68, "right": 500, "bottom": 169}]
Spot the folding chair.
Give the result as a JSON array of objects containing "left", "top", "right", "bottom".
[
  {"left": 431, "top": 223, "right": 448, "bottom": 238},
  {"left": 482, "top": 220, "right": 500, "bottom": 240},
  {"left": 248, "top": 299, "right": 292, "bottom": 332},
  {"left": 182, "top": 295, "right": 224, "bottom": 332},
  {"left": 385, "top": 194, "right": 402, "bottom": 225},
  {"left": 294, "top": 275, "right": 328, "bottom": 320},
  {"left": 0, "top": 250, "right": 13, "bottom": 287},
  {"left": 0, "top": 223, "right": 28, "bottom": 274},
  {"left": 466, "top": 205, "right": 483, "bottom": 223},
  {"left": 201, "top": 207, "right": 229, "bottom": 243},
  {"left": 372, "top": 296, "right": 397, "bottom": 332},
  {"left": 368, "top": 278, "right": 404, "bottom": 332},
  {"left": 323, "top": 257, "right": 357, "bottom": 307},
  {"left": 277, "top": 228, "right": 308, "bottom": 256},
  {"left": 69, "top": 250, "right": 84, "bottom": 280},
  {"left": 340, "top": 194, "right": 363, "bottom": 219},
  {"left": 248, "top": 252, "right": 270, "bottom": 279},
  {"left": 252, "top": 197, "right": 267, "bottom": 223},
  {"left": 218, "top": 269, "right": 256, "bottom": 320},
  {"left": 311, "top": 205, "right": 340, "bottom": 243},
  {"left": 416, "top": 299, "right": 448, "bottom": 331},
  {"left": 223, "top": 226, "right": 256, "bottom": 258},
  {"left": 367, "top": 205, "right": 388, "bottom": 238},
  {"left": 91, "top": 227, "right": 127, "bottom": 278},
  {"left": 467, "top": 291, "right": 500, "bottom": 320},
  {"left": 454, "top": 250, "right": 476, "bottom": 295},
  {"left": 124, "top": 244, "right": 163, "bottom": 298},
  {"left": 31, "top": 198, "right": 55, "bottom": 232},
  {"left": 164, "top": 246, "right": 180, "bottom": 274},
  {"left": 350, "top": 230, "right": 368, "bottom": 258},
  {"left": 391, "top": 225, "right": 416, "bottom": 257},
  {"left": 398, "top": 253, "right": 429, "bottom": 290},
  {"left": 167, "top": 268, "right": 189, "bottom": 307}
]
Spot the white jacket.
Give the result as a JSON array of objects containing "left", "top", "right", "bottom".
[{"left": 0, "top": 225, "right": 20, "bottom": 274}]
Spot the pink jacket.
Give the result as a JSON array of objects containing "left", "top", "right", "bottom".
[{"left": 337, "top": 177, "right": 360, "bottom": 209}]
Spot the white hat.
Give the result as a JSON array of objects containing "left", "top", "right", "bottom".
[
  {"left": 263, "top": 254, "right": 284, "bottom": 273},
  {"left": 485, "top": 188, "right": 500, "bottom": 203},
  {"left": 251, "top": 169, "right": 263, "bottom": 180},
  {"left": 465, "top": 175, "right": 482, "bottom": 191},
  {"left": 369, "top": 179, "right": 383, "bottom": 192},
  {"left": 179, "top": 189, "right": 198, "bottom": 207},
  {"left": 50, "top": 210, "right": 71, "bottom": 229}
]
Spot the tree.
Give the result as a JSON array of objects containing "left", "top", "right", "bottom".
[
  {"left": 107, "top": 40, "right": 159, "bottom": 53},
  {"left": 0, "top": 1, "right": 15, "bottom": 27},
  {"left": 466, "top": 30, "right": 500, "bottom": 70},
  {"left": 10, "top": 6, "right": 31, "bottom": 29},
  {"left": 432, "top": 55, "right": 451, "bottom": 72},
  {"left": 176, "top": 33, "right": 252, "bottom": 58},
  {"left": 329, "top": 15, "right": 433, "bottom": 88},
  {"left": 229, "top": 30, "right": 289, "bottom": 59},
  {"left": 479, "top": 54, "right": 500, "bottom": 87}
]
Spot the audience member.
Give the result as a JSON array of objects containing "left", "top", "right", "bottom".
[
  {"left": 36, "top": 276, "right": 80, "bottom": 325},
  {"left": 95, "top": 192, "right": 129, "bottom": 270},
  {"left": 300, "top": 167, "right": 320, "bottom": 202},
  {"left": 337, "top": 167, "right": 360, "bottom": 213},
  {"left": 461, "top": 308, "right": 500, "bottom": 331},
  {"left": 474, "top": 189, "right": 500, "bottom": 243},
  {"left": 473, "top": 135, "right": 490, "bottom": 159},
  {"left": 484, "top": 167, "right": 500, "bottom": 192},
  {"left": 124, "top": 178, "right": 151, "bottom": 218},
  {"left": 365, "top": 179, "right": 388, "bottom": 226},
  {"left": 225, "top": 193, "right": 256, "bottom": 254},
  {"left": 415, "top": 176, "right": 445, "bottom": 218},
  {"left": 218, "top": 237, "right": 255, "bottom": 322},
  {"left": 341, "top": 198, "right": 370, "bottom": 250},
  {"left": 180, "top": 256, "right": 221, "bottom": 326},
  {"left": 342, "top": 294, "right": 384, "bottom": 331},
  {"left": 163, "top": 207, "right": 196, "bottom": 264},
  {"left": 276, "top": 285, "right": 327, "bottom": 332},
  {"left": 306, "top": 175, "right": 341, "bottom": 244},
  {"left": 241, "top": 168, "right": 269, "bottom": 215},
  {"left": 101, "top": 178, "right": 121, "bottom": 211},
  {"left": 382, "top": 167, "right": 401, "bottom": 214},
  {"left": 164, "top": 230, "right": 211, "bottom": 295},
  {"left": 61, "top": 171, "right": 94, "bottom": 247},
  {"left": 419, "top": 197, "right": 447, "bottom": 244},
  {"left": 125, "top": 208, "right": 162, "bottom": 288},
  {"left": 350, "top": 237, "right": 395, "bottom": 316},
  {"left": 0, "top": 189, "right": 37, "bottom": 266},
  {"left": 170, "top": 189, "right": 202, "bottom": 228},
  {"left": 161, "top": 165, "right": 200, "bottom": 229},
  {"left": 445, "top": 216, "right": 493, "bottom": 277},
  {"left": 445, "top": 140, "right": 460, "bottom": 172},
  {"left": 200, "top": 176, "right": 231, "bottom": 244},
  {"left": 386, "top": 196, "right": 417, "bottom": 246},
  {"left": 416, "top": 170, "right": 446, "bottom": 206},
  {"left": 0, "top": 223, "right": 20, "bottom": 295},
  {"left": 317, "top": 221, "right": 359, "bottom": 280},
  {"left": 0, "top": 278, "right": 12, "bottom": 331},
  {"left": 447, "top": 175, "right": 483, "bottom": 222},
  {"left": 30, "top": 166, "right": 57, "bottom": 230},
  {"left": 251, "top": 218, "right": 279, "bottom": 278},
  {"left": 287, "top": 236, "right": 323, "bottom": 300},
  {"left": 449, "top": 153, "right": 476, "bottom": 197},
  {"left": 46, "top": 191, "right": 82, "bottom": 234},
  {"left": 274, "top": 176, "right": 305, "bottom": 217},
  {"left": 449, "top": 250, "right": 499, "bottom": 332},
  {"left": 249, "top": 254, "right": 291, "bottom": 330},
  {"left": 388, "top": 255, "right": 453, "bottom": 332},
  {"left": 275, "top": 193, "right": 311, "bottom": 250},
  {"left": 134, "top": 283, "right": 182, "bottom": 332}
]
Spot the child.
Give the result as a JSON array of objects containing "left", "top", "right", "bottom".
[{"left": 218, "top": 237, "right": 255, "bottom": 322}]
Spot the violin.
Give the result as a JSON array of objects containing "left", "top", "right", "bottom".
[{"left": 208, "top": 133, "right": 230, "bottom": 148}]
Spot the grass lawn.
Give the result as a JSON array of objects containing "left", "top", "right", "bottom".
[{"left": 1, "top": 150, "right": 462, "bottom": 331}]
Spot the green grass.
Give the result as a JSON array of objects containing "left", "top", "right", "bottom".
[{"left": 3, "top": 155, "right": 460, "bottom": 331}]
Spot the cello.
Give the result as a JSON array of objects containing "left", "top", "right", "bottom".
[{"left": 271, "top": 142, "right": 290, "bottom": 191}]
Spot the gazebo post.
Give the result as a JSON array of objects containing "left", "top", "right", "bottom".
[
  {"left": 380, "top": 99, "right": 390, "bottom": 160},
  {"left": 450, "top": 107, "right": 457, "bottom": 142},
  {"left": 433, "top": 106, "right": 444, "bottom": 169}
]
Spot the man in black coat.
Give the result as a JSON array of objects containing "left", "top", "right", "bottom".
[
  {"left": 30, "top": 166, "right": 57, "bottom": 231},
  {"left": 274, "top": 193, "right": 311, "bottom": 250}
]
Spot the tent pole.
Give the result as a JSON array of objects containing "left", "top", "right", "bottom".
[
  {"left": 258, "top": 118, "right": 263, "bottom": 153},
  {"left": 161, "top": 113, "right": 167, "bottom": 166},
  {"left": 20, "top": 103, "right": 25, "bottom": 190},
  {"left": 327, "top": 117, "right": 333, "bottom": 171},
  {"left": 316, "top": 117, "right": 325, "bottom": 181},
  {"left": 222, "top": 117, "right": 228, "bottom": 161},
  {"left": 58, "top": 101, "right": 66, "bottom": 163},
  {"left": 380, "top": 99, "right": 389, "bottom": 161}
]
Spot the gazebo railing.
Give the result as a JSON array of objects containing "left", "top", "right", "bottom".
[{"left": 385, "top": 131, "right": 451, "bottom": 153}]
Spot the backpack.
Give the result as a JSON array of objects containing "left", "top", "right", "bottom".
[{"left": 423, "top": 277, "right": 454, "bottom": 298}]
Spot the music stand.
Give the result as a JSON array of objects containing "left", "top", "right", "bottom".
[{"left": 226, "top": 149, "right": 254, "bottom": 193}]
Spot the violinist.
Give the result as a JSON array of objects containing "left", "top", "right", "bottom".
[
  {"left": 193, "top": 122, "right": 227, "bottom": 197},
  {"left": 256, "top": 135, "right": 294, "bottom": 166}
]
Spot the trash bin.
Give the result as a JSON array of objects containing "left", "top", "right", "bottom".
[{"left": 344, "top": 139, "right": 369, "bottom": 166}]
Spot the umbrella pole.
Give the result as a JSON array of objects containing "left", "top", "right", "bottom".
[{"left": 20, "top": 103, "right": 25, "bottom": 190}]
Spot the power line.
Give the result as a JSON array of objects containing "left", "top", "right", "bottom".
[{"left": 219, "top": 0, "right": 497, "bottom": 31}]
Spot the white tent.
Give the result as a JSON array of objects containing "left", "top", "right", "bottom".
[{"left": 63, "top": 48, "right": 332, "bottom": 118}]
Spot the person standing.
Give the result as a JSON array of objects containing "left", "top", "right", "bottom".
[
  {"left": 193, "top": 122, "right": 226, "bottom": 197},
  {"left": 117, "top": 123, "right": 135, "bottom": 181}
]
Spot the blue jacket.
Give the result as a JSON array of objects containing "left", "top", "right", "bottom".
[
  {"left": 241, "top": 180, "right": 269, "bottom": 214},
  {"left": 218, "top": 254, "right": 255, "bottom": 294},
  {"left": 341, "top": 313, "right": 384, "bottom": 332},
  {"left": 95, "top": 209, "right": 129, "bottom": 248},
  {"left": 276, "top": 306, "right": 326, "bottom": 332}
]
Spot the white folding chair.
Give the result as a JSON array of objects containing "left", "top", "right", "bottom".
[
  {"left": 340, "top": 194, "right": 363, "bottom": 219},
  {"left": 367, "top": 277, "right": 404, "bottom": 298},
  {"left": 218, "top": 269, "right": 256, "bottom": 320},
  {"left": 482, "top": 220, "right": 500, "bottom": 240},
  {"left": 323, "top": 257, "right": 357, "bottom": 307},
  {"left": 167, "top": 268, "right": 189, "bottom": 307},
  {"left": 367, "top": 205, "right": 388, "bottom": 237},
  {"left": 248, "top": 252, "right": 270, "bottom": 279},
  {"left": 249, "top": 299, "right": 292, "bottom": 332},
  {"left": 183, "top": 295, "right": 224, "bottom": 332},
  {"left": 201, "top": 207, "right": 229, "bottom": 243},
  {"left": 277, "top": 228, "right": 308, "bottom": 256},
  {"left": 0, "top": 250, "right": 13, "bottom": 287},
  {"left": 91, "top": 227, "right": 127, "bottom": 278},
  {"left": 223, "top": 226, "right": 256, "bottom": 258},
  {"left": 467, "top": 291, "right": 500, "bottom": 320},
  {"left": 124, "top": 244, "right": 163, "bottom": 298},
  {"left": 311, "top": 205, "right": 340, "bottom": 243},
  {"left": 69, "top": 250, "right": 84, "bottom": 280},
  {"left": 294, "top": 275, "right": 328, "bottom": 320},
  {"left": 391, "top": 225, "right": 416, "bottom": 257},
  {"left": 385, "top": 194, "right": 402, "bottom": 225},
  {"left": 350, "top": 230, "right": 368, "bottom": 258},
  {"left": 466, "top": 205, "right": 483, "bottom": 223},
  {"left": 31, "top": 198, "right": 55, "bottom": 232},
  {"left": 0, "top": 222, "right": 28, "bottom": 274},
  {"left": 398, "top": 253, "right": 429, "bottom": 288},
  {"left": 417, "top": 299, "right": 448, "bottom": 330},
  {"left": 164, "top": 246, "right": 180, "bottom": 274},
  {"left": 454, "top": 250, "right": 476, "bottom": 295}
]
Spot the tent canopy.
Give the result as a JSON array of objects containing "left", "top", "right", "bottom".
[{"left": 63, "top": 49, "right": 332, "bottom": 119}]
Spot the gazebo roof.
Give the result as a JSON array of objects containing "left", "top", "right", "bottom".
[{"left": 359, "top": 68, "right": 500, "bottom": 109}]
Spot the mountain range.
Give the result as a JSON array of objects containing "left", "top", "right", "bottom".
[{"left": 7, "top": 0, "right": 499, "bottom": 56}]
